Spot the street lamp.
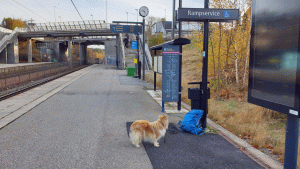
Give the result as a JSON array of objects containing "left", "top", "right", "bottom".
[
  {"left": 164, "top": 9, "right": 166, "bottom": 36},
  {"left": 106, "top": 0, "right": 108, "bottom": 23},
  {"left": 126, "top": 11, "right": 128, "bottom": 24},
  {"left": 54, "top": 3, "right": 59, "bottom": 22},
  {"left": 91, "top": 14, "right": 93, "bottom": 20},
  {"left": 58, "top": 16, "right": 61, "bottom": 22},
  {"left": 54, "top": 6, "right": 57, "bottom": 22},
  {"left": 135, "top": 9, "right": 138, "bottom": 23}
]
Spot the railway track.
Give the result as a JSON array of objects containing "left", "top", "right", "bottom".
[{"left": 0, "top": 65, "right": 89, "bottom": 101}]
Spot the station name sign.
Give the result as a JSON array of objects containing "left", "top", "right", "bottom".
[{"left": 177, "top": 8, "right": 239, "bottom": 22}]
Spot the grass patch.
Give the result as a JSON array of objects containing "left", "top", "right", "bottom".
[{"left": 145, "top": 47, "right": 296, "bottom": 167}]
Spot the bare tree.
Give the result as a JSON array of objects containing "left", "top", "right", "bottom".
[{"left": 145, "top": 16, "right": 161, "bottom": 42}]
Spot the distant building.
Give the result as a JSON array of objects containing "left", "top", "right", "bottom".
[{"left": 151, "top": 21, "right": 202, "bottom": 39}]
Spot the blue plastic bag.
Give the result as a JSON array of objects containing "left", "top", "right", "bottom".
[{"left": 178, "top": 109, "right": 204, "bottom": 135}]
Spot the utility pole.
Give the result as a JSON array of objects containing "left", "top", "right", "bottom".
[{"left": 201, "top": 0, "right": 209, "bottom": 129}]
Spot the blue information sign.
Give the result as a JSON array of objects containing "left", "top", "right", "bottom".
[
  {"left": 177, "top": 8, "right": 239, "bottom": 22},
  {"left": 162, "top": 45, "right": 180, "bottom": 102},
  {"left": 110, "top": 25, "right": 142, "bottom": 34},
  {"left": 131, "top": 41, "right": 137, "bottom": 49}
]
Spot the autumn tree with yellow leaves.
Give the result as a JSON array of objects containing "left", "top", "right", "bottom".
[
  {"left": 191, "top": 0, "right": 252, "bottom": 92},
  {"left": 2, "top": 18, "right": 26, "bottom": 30}
]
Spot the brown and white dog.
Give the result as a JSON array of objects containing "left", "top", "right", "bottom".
[{"left": 129, "top": 115, "right": 168, "bottom": 147}]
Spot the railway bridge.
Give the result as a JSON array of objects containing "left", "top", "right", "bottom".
[{"left": 0, "top": 20, "right": 152, "bottom": 70}]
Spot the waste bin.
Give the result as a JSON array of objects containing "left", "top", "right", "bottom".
[
  {"left": 188, "top": 82, "right": 210, "bottom": 110},
  {"left": 126, "top": 67, "right": 136, "bottom": 77}
]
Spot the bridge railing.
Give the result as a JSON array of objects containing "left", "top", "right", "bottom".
[
  {"left": 138, "top": 35, "right": 152, "bottom": 70},
  {"left": 19, "top": 20, "right": 109, "bottom": 32},
  {"left": 119, "top": 33, "right": 126, "bottom": 69},
  {"left": 0, "top": 27, "right": 12, "bottom": 33}
]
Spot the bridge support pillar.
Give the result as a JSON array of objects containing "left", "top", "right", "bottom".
[
  {"left": 84, "top": 45, "right": 88, "bottom": 64},
  {"left": 0, "top": 47, "right": 7, "bottom": 63},
  {"left": 105, "top": 39, "right": 117, "bottom": 66},
  {"left": 83, "top": 45, "right": 87, "bottom": 65},
  {"left": 67, "top": 37, "right": 73, "bottom": 68},
  {"left": 7, "top": 38, "right": 19, "bottom": 64},
  {"left": 79, "top": 43, "right": 85, "bottom": 65},
  {"left": 54, "top": 42, "right": 60, "bottom": 62},
  {"left": 27, "top": 38, "right": 32, "bottom": 63},
  {"left": 60, "top": 42, "right": 68, "bottom": 62}
]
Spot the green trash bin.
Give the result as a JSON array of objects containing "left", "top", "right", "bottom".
[{"left": 126, "top": 67, "right": 136, "bottom": 77}]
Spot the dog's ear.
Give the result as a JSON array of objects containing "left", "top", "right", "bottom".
[{"left": 159, "top": 115, "right": 168, "bottom": 124}]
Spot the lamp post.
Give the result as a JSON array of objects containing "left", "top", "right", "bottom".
[
  {"left": 164, "top": 9, "right": 167, "bottom": 36},
  {"left": 126, "top": 11, "right": 128, "bottom": 24},
  {"left": 54, "top": 3, "right": 59, "bottom": 22},
  {"left": 91, "top": 14, "right": 93, "bottom": 20},
  {"left": 172, "top": 0, "right": 175, "bottom": 40},
  {"left": 106, "top": 0, "right": 108, "bottom": 22},
  {"left": 54, "top": 6, "right": 56, "bottom": 22},
  {"left": 58, "top": 16, "right": 61, "bottom": 22},
  {"left": 135, "top": 9, "right": 138, "bottom": 23},
  {"left": 138, "top": 6, "right": 149, "bottom": 80}
]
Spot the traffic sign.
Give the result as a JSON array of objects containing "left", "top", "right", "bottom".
[
  {"left": 177, "top": 8, "right": 239, "bottom": 22},
  {"left": 110, "top": 25, "right": 142, "bottom": 34}
]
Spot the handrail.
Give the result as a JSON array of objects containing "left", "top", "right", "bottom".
[
  {"left": 0, "top": 27, "right": 12, "bottom": 33},
  {"left": 119, "top": 33, "right": 126, "bottom": 69},
  {"left": 138, "top": 35, "right": 152, "bottom": 70},
  {"left": 0, "top": 27, "right": 19, "bottom": 53}
]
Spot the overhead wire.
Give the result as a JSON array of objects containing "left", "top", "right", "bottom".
[
  {"left": 33, "top": 0, "right": 54, "bottom": 17},
  {"left": 11, "top": 0, "right": 48, "bottom": 21},
  {"left": 2, "top": 0, "right": 44, "bottom": 21},
  {"left": 70, "top": 0, "right": 85, "bottom": 21}
]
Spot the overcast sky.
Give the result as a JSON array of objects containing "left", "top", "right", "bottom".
[{"left": 0, "top": 0, "right": 204, "bottom": 24}]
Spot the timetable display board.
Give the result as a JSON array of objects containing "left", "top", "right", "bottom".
[
  {"left": 248, "top": 0, "right": 300, "bottom": 116},
  {"left": 162, "top": 45, "right": 180, "bottom": 102}
]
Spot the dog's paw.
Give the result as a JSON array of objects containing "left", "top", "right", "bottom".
[
  {"left": 135, "top": 144, "right": 140, "bottom": 148},
  {"left": 154, "top": 143, "right": 159, "bottom": 147}
]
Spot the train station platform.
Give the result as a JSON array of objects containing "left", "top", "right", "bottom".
[{"left": 0, "top": 64, "right": 282, "bottom": 168}]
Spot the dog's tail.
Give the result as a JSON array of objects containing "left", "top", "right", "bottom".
[{"left": 129, "top": 129, "right": 142, "bottom": 147}]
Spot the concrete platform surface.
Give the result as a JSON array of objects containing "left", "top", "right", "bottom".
[{"left": 0, "top": 64, "right": 283, "bottom": 168}]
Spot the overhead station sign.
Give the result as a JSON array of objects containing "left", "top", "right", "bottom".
[
  {"left": 177, "top": 8, "right": 239, "bottom": 22},
  {"left": 110, "top": 25, "right": 142, "bottom": 34}
]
